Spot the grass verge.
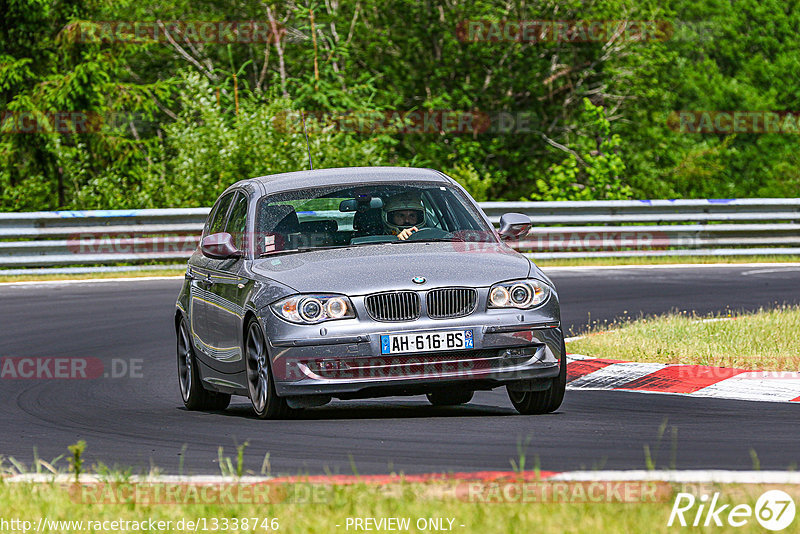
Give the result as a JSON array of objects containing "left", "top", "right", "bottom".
[
  {"left": 534, "top": 254, "right": 800, "bottom": 267},
  {"left": 1, "top": 477, "right": 797, "bottom": 533},
  {"left": 0, "top": 269, "right": 184, "bottom": 283},
  {"left": 568, "top": 306, "right": 800, "bottom": 371}
]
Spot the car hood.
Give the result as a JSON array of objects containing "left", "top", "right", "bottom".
[{"left": 251, "top": 241, "right": 531, "bottom": 295}]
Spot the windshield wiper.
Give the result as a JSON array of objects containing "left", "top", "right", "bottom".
[
  {"left": 259, "top": 245, "right": 348, "bottom": 258},
  {"left": 391, "top": 237, "right": 455, "bottom": 244}
]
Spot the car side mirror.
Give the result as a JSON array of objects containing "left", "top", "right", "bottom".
[
  {"left": 201, "top": 232, "right": 242, "bottom": 259},
  {"left": 498, "top": 213, "right": 532, "bottom": 240}
]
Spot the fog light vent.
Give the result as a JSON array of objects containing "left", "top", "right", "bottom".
[{"left": 500, "top": 347, "right": 535, "bottom": 359}]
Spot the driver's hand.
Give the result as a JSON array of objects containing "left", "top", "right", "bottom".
[{"left": 397, "top": 226, "right": 419, "bottom": 240}]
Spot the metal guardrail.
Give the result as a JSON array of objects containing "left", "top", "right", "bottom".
[
  {"left": 0, "top": 199, "right": 798, "bottom": 273},
  {"left": 481, "top": 199, "right": 800, "bottom": 259}
]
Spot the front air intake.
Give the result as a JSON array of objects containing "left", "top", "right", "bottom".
[
  {"left": 426, "top": 288, "right": 477, "bottom": 319},
  {"left": 365, "top": 291, "right": 420, "bottom": 322}
]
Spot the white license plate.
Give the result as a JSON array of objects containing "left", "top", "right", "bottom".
[{"left": 380, "top": 330, "right": 474, "bottom": 354}]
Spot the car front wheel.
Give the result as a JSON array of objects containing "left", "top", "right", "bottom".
[
  {"left": 245, "top": 317, "right": 293, "bottom": 419},
  {"left": 507, "top": 341, "right": 567, "bottom": 415},
  {"left": 177, "top": 316, "right": 231, "bottom": 411}
]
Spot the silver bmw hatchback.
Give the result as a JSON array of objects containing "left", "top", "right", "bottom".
[{"left": 175, "top": 167, "right": 565, "bottom": 418}]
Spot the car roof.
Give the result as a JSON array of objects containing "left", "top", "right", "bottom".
[{"left": 228, "top": 166, "right": 453, "bottom": 196}]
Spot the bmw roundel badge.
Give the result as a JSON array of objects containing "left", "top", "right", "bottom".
[{"left": 412, "top": 276, "right": 426, "bottom": 284}]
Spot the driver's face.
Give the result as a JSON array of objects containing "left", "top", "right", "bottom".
[{"left": 390, "top": 209, "right": 422, "bottom": 227}]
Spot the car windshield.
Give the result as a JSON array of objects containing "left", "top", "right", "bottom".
[{"left": 255, "top": 182, "right": 496, "bottom": 256}]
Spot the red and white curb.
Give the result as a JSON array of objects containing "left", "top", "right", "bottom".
[{"left": 566, "top": 354, "right": 800, "bottom": 403}]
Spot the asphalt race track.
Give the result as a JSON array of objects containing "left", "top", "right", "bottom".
[{"left": 1, "top": 265, "right": 799, "bottom": 476}]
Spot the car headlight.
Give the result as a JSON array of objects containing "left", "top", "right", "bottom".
[
  {"left": 271, "top": 294, "right": 356, "bottom": 324},
  {"left": 488, "top": 280, "right": 551, "bottom": 309}
]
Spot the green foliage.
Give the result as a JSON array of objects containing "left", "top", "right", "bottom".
[
  {"left": 531, "top": 99, "right": 631, "bottom": 201},
  {"left": 2, "top": 0, "right": 800, "bottom": 210},
  {"left": 151, "top": 72, "right": 391, "bottom": 207},
  {"left": 67, "top": 440, "right": 86, "bottom": 482},
  {"left": 445, "top": 163, "right": 495, "bottom": 202}
]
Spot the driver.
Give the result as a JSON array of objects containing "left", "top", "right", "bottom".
[{"left": 381, "top": 191, "right": 426, "bottom": 240}]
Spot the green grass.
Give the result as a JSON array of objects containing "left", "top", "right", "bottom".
[
  {"left": 534, "top": 254, "right": 800, "bottom": 267},
  {"left": 1, "top": 438, "right": 797, "bottom": 533},
  {"left": 1, "top": 478, "right": 796, "bottom": 533},
  {"left": 0, "top": 269, "right": 184, "bottom": 283},
  {"left": 568, "top": 306, "right": 800, "bottom": 371}
]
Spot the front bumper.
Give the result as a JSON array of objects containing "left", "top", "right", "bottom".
[{"left": 264, "top": 308, "right": 564, "bottom": 398}]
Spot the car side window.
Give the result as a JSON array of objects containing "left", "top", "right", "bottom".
[
  {"left": 206, "top": 192, "right": 235, "bottom": 236},
  {"left": 225, "top": 192, "right": 249, "bottom": 251}
]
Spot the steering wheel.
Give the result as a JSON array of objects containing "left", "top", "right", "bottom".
[{"left": 405, "top": 227, "right": 452, "bottom": 241}]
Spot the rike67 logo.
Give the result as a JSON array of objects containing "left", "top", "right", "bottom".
[{"left": 668, "top": 490, "right": 796, "bottom": 531}]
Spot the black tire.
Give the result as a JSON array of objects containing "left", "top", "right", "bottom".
[
  {"left": 426, "top": 390, "right": 474, "bottom": 406},
  {"left": 177, "top": 316, "right": 231, "bottom": 411},
  {"left": 507, "top": 339, "right": 567, "bottom": 415},
  {"left": 244, "top": 317, "right": 293, "bottom": 419}
]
